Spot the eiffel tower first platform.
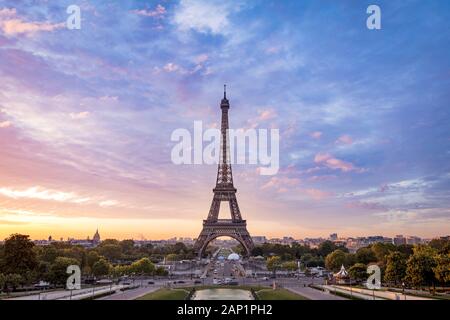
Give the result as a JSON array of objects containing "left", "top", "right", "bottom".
[{"left": 194, "top": 86, "right": 254, "bottom": 258}]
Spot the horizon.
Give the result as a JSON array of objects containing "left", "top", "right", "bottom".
[
  {"left": 3, "top": 229, "right": 447, "bottom": 242},
  {"left": 1, "top": 1, "right": 449, "bottom": 240}
]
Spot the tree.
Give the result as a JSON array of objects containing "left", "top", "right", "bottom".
[
  {"left": 165, "top": 253, "right": 179, "bottom": 262},
  {"left": 428, "top": 239, "right": 450, "bottom": 254},
  {"left": 112, "top": 265, "right": 130, "bottom": 277},
  {"left": 251, "top": 246, "right": 264, "bottom": 256},
  {"left": 86, "top": 251, "right": 101, "bottom": 269},
  {"left": 3, "top": 273, "right": 24, "bottom": 291},
  {"left": 356, "top": 247, "right": 377, "bottom": 264},
  {"left": 384, "top": 252, "right": 407, "bottom": 285},
  {"left": 47, "top": 257, "right": 79, "bottom": 286},
  {"left": 172, "top": 242, "right": 188, "bottom": 254},
  {"left": 97, "top": 244, "right": 122, "bottom": 261},
  {"left": 299, "top": 253, "right": 324, "bottom": 268},
  {"left": 371, "top": 242, "right": 395, "bottom": 266},
  {"left": 0, "top": 273, "right": 6, "bottom": 292},
  {"left": 282, "top": 261, "right": 298, "bottom": 271},
  {"left": 266, "top": 256, "right": 282, "bottom": 271},
  {"left": 92, "top": 258, "right": 111, "bottom": 277},
  {"left": 405, "top": 245, "right": 437, "bottom": 287},
  {"left": 35, "top": 245, "right": 58, "bottom": 264},
  {"left": 130, "top": 258, "right": 155, "bottom": 275},
  {"left": 318, "top": 241, "right": 347, "bottom": 257},
  {"left": 433, "top": 254, "right": 450, "bottom": 285},
  {"left": 155, "top": 266, "right": 168, "bottom": 276},
  {"left": 348, "top": 263, "right": 367, "bottom": 282},
  {"left": 325, "top": 250, "right": 347, "bottom": 272},
  {"left": 119, "top": 240, "right": 135, "bottom": 256},
  {"left": 1, "top": 234, "right": 38, "bottom": 278}
]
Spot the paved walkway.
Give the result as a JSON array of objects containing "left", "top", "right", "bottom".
[
  {"left": 327, "top": 285, "right": 433, "bottom": 300},
  {"left": 284, "top": 285, "right": 347, "bottom": 300},
  {"left": 98, "top": 285, "right": 160, "bottom": 300},
  {"left": 7, "top": 284, "right": 124, "bottom": 300},
  {"left": 320, "top": 285, "right": 384, "bottom": 300}
]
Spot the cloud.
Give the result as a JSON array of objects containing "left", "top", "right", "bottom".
[
  {"left": 173, "top": 0, "right": 238, "bottom": 35},
  {"left": 0, "top": 186, "right": 89, "bottom": 203},
  {"left": 346, "top": 201, "right": 387, "bottom": 211},
  {"left": 195, "top": 54, "right": 209, "bottom": 64},
  {"left": 69, "top": 111, "right": 90, "bottom": 119},
  {"left": 163, "top": 62, "right": 182, "bottom": 73},
  {"left": 303, "top": 188, "right": 333, "bottom": 200},
  {"left": 336, "top": 134, "right": 353, "bottom": 145},
  {"left": 314, "top": 152, "right": 362, "bottom": 172},
  {"left": 99, "top": 95, "right": 118, "bottom": 101},
  {"left": 246, "top": 109, "right": 277, "bottom": 128},
  {"left": 0, "top": 186, "right": 124, "bottom": 209},
  {"left": 261, "top": 176, "right": 301, "bottom": 191},
  {"left": 99, "top": 200, "right": 119, "bottom": 207},
  {"left": 0, "top": 120, "right": 11, "bottom": 128},
  {"left": 257, "top": 109, "right": 277, "bottom": 121},
  {"left": 310, "top": 131, "right": 322, "bottom": 139},
  {"left": 130, "top": 4, "right": 166, "bottom": 18},
  {"left": 0, "top": 8, "right": 64, "bottom": 36}
]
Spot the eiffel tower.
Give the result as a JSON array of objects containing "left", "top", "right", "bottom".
[{"left": 194, "top": 85, "right": 254, "bottom": 258}]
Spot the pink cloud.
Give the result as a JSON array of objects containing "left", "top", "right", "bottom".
[
  {"left": 314, "top": 152, "right": 361, "bottom": 172},
  {"left": 0, "top": 8, "right": 64, "bottom": 36},
  {"left": 246, "top": 109, "right": 277, "bottom": 129},
  {"left": 195, "top": 54, "right": 209, "bottom": 64},
  {"left": 336, "top": 134, "right": 353, "bottom": 145},
  {"left": 163, "top": 62, "right": 181, "bottom": 72},
  {"left": 261, "top": 176, "right": 300, "bottom": 191},
  {"left": 308, "top": 175, "right": 337, "bottom": 182},
  {"left": 304, "top": 188, "right": 334, "bottom": 200},
  {"left": 257, "top": 109, "right": 277, "bottom": 121},
  {"left": 69, "top": 111, "right": 90, "bottom": 120},
  {"left": 130, "top": 5, "right": 166, "bottom": 18},
  {"left": 345, "top": 201, "right": 387, "bottom": 211},
  {"left": 310, "top": 131, "right": 322, "bottom": 139},
  {"left": 0, "top": 121, "right": 11, "bottom": 128}
]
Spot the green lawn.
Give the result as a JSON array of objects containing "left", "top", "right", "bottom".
[
  {"left": 256, "top": 288, "right": 308, "bottom": 300},
  {"left": 137, "top": 288, "right": 189, "bottom": 300}
]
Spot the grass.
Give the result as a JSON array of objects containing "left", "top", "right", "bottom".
[
  {"left": 256, "top": 288, "right": 308, "bottom": 300},
  {"left": 137, "top": 288, "right": 189, "bottom": 300}
]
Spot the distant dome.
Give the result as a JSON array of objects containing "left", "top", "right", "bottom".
[{"left": 227, "top": 253, "right": 240, "bottom": 260}]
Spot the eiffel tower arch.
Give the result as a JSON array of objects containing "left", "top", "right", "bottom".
[{"left": 194, "top": 86, "right": 254, "bottom": 258}]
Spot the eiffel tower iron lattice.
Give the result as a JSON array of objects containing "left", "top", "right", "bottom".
[{"left": 194, "top": 86, "right": 254, "bottom": 258}]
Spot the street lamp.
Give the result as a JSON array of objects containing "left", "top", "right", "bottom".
[{"left": 402, "top": 282, "right": 406, "bottom": 300}]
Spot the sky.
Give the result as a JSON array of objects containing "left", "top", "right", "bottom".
[{"left": 0, "top": 0, "right": 449, "bottom": 241}]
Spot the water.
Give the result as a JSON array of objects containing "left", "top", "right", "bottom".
[{"left": 192, "top": 289, "right": 254, "bottom": 300}]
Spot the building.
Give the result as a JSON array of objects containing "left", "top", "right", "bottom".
[
  {"left": 393, "top": 235, "right": 407, "bottom": 246},
  {"left": 252, "top": 236, "right": 267, "bottom": 244},
  {"left": 406, "top": 236, "right": 422, "bottom": 245},
  {"left": 34, "top": 229, "right": 102, "bottom": 248},
  {"left": 92, "top": 228, "right": 101, "bottom": 245},
  {"left": 329, "top": 233, "right": 338, "bottom": 241}
]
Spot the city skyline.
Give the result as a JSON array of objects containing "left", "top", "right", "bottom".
[{"left": 1, "top": 1, "right": 450, "bottom": 240}]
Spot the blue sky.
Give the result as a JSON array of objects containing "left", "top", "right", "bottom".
[{"left": 0, "top": 0, "right": 449, "bottom": 239}]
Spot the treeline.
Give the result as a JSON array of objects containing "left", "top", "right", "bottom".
[
  {"left": 253, "top": 239, "right": 450, "bottom": 288},
  {"left": 251, "top": 240, "right": 349, "bottom": 268},
  {"left": 0, "top": 234, "right": 195, "bottom": 291},
  {"left": 324, "top": 239, "right": 449, "bottom": 287}
]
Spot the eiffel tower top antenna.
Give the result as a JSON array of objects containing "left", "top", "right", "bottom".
[{"left": 224, "top": 84, "right": 226, "bottom": 99}]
